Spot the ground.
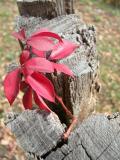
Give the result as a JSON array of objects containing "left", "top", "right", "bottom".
[{"left": 0, "top": 0, "right": 120, "bottom": 159}]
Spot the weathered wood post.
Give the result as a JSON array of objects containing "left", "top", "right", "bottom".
[
  {"left": 15, "top": 0, "right": 99, "bottom": 123},
  {"left": 5, "top": 0, "right": 120, "bottom": 160}
]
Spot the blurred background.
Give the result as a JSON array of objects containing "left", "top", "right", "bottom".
[{"left": 0, "top": 0, "right": 120, "bottom": 159}]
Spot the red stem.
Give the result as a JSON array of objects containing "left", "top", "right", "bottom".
[
  {"left": 55, "top": 94, "right": 78, "bottom": 140},
  {"left": 55, "top": 95, "right": 73, "bottom": 119}
]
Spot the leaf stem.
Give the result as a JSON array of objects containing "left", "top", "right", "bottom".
[
  {"left": 55, "top": 94, "right": 78, "bottom": 140},
  {"left": 55, "top": 95, "right": 73, "bottom": 119}
]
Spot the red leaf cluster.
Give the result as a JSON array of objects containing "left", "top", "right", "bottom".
[{"left": 4, "top": 28, "right": 79, "bottom": 112}]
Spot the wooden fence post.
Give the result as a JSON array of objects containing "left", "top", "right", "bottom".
[
  {"left": 6, "top": 1, "right": 120, "bottom": 160},
  {"left": 15, "top": 0, "right": 99, "bottom": 124}
]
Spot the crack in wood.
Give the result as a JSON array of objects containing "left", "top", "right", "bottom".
[
  {"left": 81, "top": 141, "right": 92, "bottom": 160},
  {"left": 41, "top": 141, "right": 66, "bottom": 159},
  {"left": 96, "top": 130, "right": 120, "bottom": 160}
]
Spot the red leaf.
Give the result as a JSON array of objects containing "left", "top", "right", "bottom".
[
  {"left": 32, "top": 47, "right": 45, "bottom": 58},
  {"left": 4, "top": 68, "right": 21, "bottom": 105},
  {"left": 22, "top": 57, "right": 54, "bottom": 76},
  {"left": 50, "top": 40, "right": 78, "bottom": 60},
  {"left": 53, "top": 63, "right": 74, "bottom": 77},
  {"left": 22, "top": 87, "right": 33, "bottom": 110},
  {"left": 26, "top": 72, "right": 55, "bottom": 102},
  {"left": 20, "top": 50, "right": 30, "bottom": 65},
  {"left": 34, "top": 92, "right": 51, "bottom": 112},
  {"left": 12, "top": 29, "right": 25, "bottom": 41},
  {"left": 27, "top": 29, "right": 63, "bottom": 51},
  {"left": 31, "top": 30, "right": 63, "bottom": 42},
  {"left": 27, "top": 37, "right": 54, "bottom": 51}
]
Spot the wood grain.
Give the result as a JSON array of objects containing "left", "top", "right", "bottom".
[
  {"left": 5, "top": 110, "right": 64, "bottom": 157},
  {"left": 6, "top": 111, "right": 120, "bottom": 160}
]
